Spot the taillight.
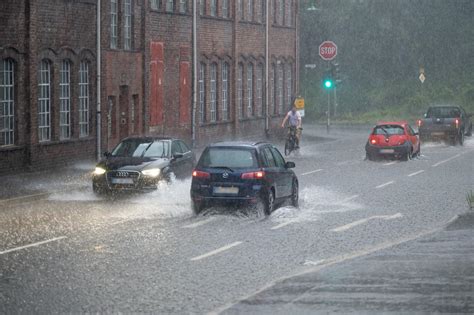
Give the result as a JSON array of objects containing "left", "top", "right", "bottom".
[
  {"left": 454, "top": 118, "right": 460, "bottom": 129},
  {"left": 241, "top": 171, "right": 265, "bottom": 179},
  {"left": 192, "top": 170, "right": 210, "bottom": 179},
  {"left": 370, "top": 138, "right": 377, "bottom": 145},
  {"left": 416, "top": 119, "right": 423, "bottom": 127}
]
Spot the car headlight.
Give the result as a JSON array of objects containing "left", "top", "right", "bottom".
[
  {"left": 94, "top": 167, "right": 106, "bottom": 175},
  {"left": 142, "top": 168, "right": 161, "bottom": 177}
]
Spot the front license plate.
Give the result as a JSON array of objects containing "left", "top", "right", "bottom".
[
  {"left": 111, "top": 178, "right": 134, "bottom": 184},
  {"left": 213, "top": 186, "right": 239, "bottom": 195},
  {"left": 380, "top": 149, "right": 395, "bottom": 154},
  {"left": 431, "top": 132, "right": 445, "bottom": 136}
]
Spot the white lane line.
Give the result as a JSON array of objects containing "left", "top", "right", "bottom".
[
  {"left": 0, "top": 236, "right": 67, "bottom": 255},
  {"left": 408, "top": 170, "right": 425, "bottom": 177},
  {"left": 303, "top": 259, "right": 326, "bottom": 266},
  {"left": 432, "top": 154, "right": 461, "bottom": 167},
  {"left": 270, "top": 221, "right": 296, "bottom": 230},
  {"left": 332, "top": 213, "right": 403, "bottom": 232},
  {"left": 340, "top": 195, "right": 359, "bottom": 203},
  {"left": 182, "top": 217, "right": 217, "bottom": 229},
  {"left": 383, "top": 161, "right": 398, "bottom": 166},
  {"left": 300, "top": 169, "right": 323, "bottom": 176},
  {"left": 375, "top": 180, "right": 395, "bottom": 189},
  {"left": 190, "top": 241, "right": 243, "bottom": 261}
]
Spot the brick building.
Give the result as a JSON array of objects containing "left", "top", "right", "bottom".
[{"left": 0, "top": 0, "right": 298, "bottom": 173}]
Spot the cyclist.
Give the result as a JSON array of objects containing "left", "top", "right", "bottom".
[{"left": 281, "top": 104, "right": 302, "bottom": 148}]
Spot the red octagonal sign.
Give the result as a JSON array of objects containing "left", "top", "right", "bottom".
[{"left": 319, "top": 41, "right": 338, "bottom": 61}]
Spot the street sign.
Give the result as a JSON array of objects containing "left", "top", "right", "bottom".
[
  {"left": 319, "top": 41, "right": 337, "bottom": 61},
  {"left": 305, "top": 64, "right": 317, "bottom": 69},
  {"left": 419, "top": 73, "right": 425, "bottom": 83}
]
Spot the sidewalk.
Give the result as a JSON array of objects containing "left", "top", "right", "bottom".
[{"left": 222, "top": 212, "right": 474, "bottom": 314}]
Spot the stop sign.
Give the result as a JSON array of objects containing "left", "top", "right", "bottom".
[{"left": 319, "top": 41, "right": 337, "bottom": 61}]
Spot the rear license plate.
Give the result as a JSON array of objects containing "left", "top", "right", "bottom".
[
  {"left": 380, "top": 149, "right": 394, "bottom": 154},
  {"left": 111, "top": 178, "right": 134, "bottom": 184},
  {"left": 213, "top": 186, "right": 239, "bottom": 195},
  {"left": 431, "top": 132, "right": 445, "bottom": 136}
]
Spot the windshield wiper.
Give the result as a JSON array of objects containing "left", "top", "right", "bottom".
[
  {"left": 140, "top": 142, "right": 154, "bottom": 157},
  {"left": 210, "top": 166, "right": 234, "bottom": 172}
]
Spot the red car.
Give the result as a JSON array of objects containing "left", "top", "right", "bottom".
[{"left": 365, "top": 121, "right": 421, "bottom": 161}]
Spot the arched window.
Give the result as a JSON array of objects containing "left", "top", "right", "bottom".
[
  {"left": 237, "top": 63, "right": 243, "bottom": 118},
  {"left": 222, "top": 62, "right": 229, "bottom": 121},
  {"left": 247, "top": 63, "right": 254, "bottom": 117},
  {"left": 79, "top": 61, "right": 90, "bottom": 137},
  {"left": 199, "top": 62, "right": 206, "bottom": 123},
  {"left": 256, "top": 64, "right": 264, "bottom": 117},
  {"left": 1, "top": 58, "right": 15, "bottom": 146},
  {"left": 38, "top": 60, "right": 51, "bottom": 142},
  {"left": 210, "top": 63, "right": 217, "bottom": 122},
  {"left": 59, "top": 60, "right": 71, "bottom": 139}
]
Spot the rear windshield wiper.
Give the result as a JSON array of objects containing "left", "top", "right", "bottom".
[{"left": 209, "top": 166, "right": 234, "bottom": 172}]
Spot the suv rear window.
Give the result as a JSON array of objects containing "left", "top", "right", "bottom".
[
  {"left": 373, "top": 125, "right": 404, "bottom": 135},
  {"left": 199, "top": 147, "right": 258, "bottom": 168},
  {"left": 426, "top": 107, "right": 460, "bottom": 118}
]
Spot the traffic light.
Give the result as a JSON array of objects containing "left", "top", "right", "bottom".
[{"left": 323, "top": 69, "right": 334, "bottom": 89}]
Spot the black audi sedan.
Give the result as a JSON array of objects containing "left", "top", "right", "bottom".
[
  {"left": 190, "top": 141, "right": 299, "bottom": 215},
  {"left": 92, "top": 137, "right": 195, "bottom": 194}
]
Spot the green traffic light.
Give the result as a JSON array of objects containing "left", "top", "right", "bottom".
[{"left": 324, "top": 80, "right": 333, "bottom": 88}]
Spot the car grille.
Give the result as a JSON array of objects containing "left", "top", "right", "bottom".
[{"left": 106, "top": 170, "right": 140, "bottom": 189}]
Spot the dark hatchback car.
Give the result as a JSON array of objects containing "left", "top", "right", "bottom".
[
  {"left": 93, "top": 137, "right": 195, "bottom": 194},
  {"left": 190, "top": 141, "right": 299, "bottom": 215}
]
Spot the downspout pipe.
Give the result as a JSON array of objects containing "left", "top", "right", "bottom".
[
  {"left": 96, "top": 0, "right": 102, "bottom": 160},
  {"left": 191, "top": 0, "right": 198, "bottom": 147},
  {"left": 265, "top": 0, "right": 270, "bottom": 136}
]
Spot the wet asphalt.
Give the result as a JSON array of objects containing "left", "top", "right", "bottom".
[{"left": 1, "top": 125, "right": 473, "bottom": 314}]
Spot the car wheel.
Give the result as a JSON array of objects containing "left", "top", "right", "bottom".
[
  {"left": 467, "top": 125, "right": 473, "bottom": 136},
  {"left": 284, "top": 140, "right": 292, "bottom": 156},
  {"left": 192, "top": 200, "right": 205, "bottom": 215},
  {"left": 366, "top": 152, "right": 374, "bottom": 161},
  {"left": 458, "top": 131, "right": 464, "bottom": 146},
  {"left": 92, "top": 183, "right": 103, "bottom": 195},
  {"left": 402, "top": 149, "right": 411, "bottom": 161},
  {"left": 291, "top": 180, "right": 299, "bottom": 208},
  {"left": 263, "top": 189, "right": 275, "bottom": 215}
]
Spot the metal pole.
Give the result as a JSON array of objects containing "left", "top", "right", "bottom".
[
  {"left": 96, "top": 0, "right": 102, "bottom": 160},
  {"left": 334, "top": 85, "right": 337, "bottom": 118},
  {"left": 327, "top": 88, "right": 330, "bottom": 133},
  {"left": 264, "top": 0, "right": 269, "bottom": 135},
  {"left": 191, "top": 0, "right": 197, "bottom": 147}
]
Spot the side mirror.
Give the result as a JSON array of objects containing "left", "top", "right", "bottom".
[
  {"left": 285, "top": 161, "right": 295, "bottom": 169},
  {"left": 173, "top": 153, "right": 184, "bottom": 160},
  {"left": 103, "top": 151, "right": 111, "bottom": 157}
]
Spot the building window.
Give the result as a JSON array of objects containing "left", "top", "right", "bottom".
[
  {"left": 150, "top": 0, "right": 159, "bottom": 10},
  {"left": 0, "top": 59, "right": 15, "bottom": 146},
  {"left": 286, "top": 66, "right": 292, "bottom": 110},
  {"left": 199, "top": 0, "right": 204, "bottom": 15},
  {"left": 256, "top": 64, "right": 263, "bottom": 117},
  {"left": 248, "top": 0, "right": 253, "bottom": 21},
  {"left": 247, "top": 63, "right": 253, "bottom": 117},
  {"left": 38, "top": 60, "right": 51, "bottom": 142},
  {"left": 110, "top": 0, "right": 118, "bottom": 49},
  {"left": 237, "top": 0, "right": 243, "bottom": 19},
  {"left": 222, "top": 62, "right": 229, "bottom": 121},
  {"left": 59, "top": 60, "right": 71, "bottom": 139},
  {"left": 79, "top": 61, "right": 90, "bottom": 137},
  {"left": 199, "top": 63, "right": 206, "bottom": 123},
  {"left": 179, "top": 0, "right": 187, "bottom": 13},
  {"left": 124, "top": 0, "right": 132, "bottom": 50},
  {"left": 222, "top": 0, "right": 229, "bottom": 18},
  {"left": 261, "top": 0, "right": 265, "bottom": 22},
  {"left": 166, "top": 0, "right": 173, "bottom": 12},
  {"left": 237, "top": 63, "right": 243, "bottom": 119},
  {"left": 277, "top": 64, "right": 284, "bottom": 114},
  {"left": 287, "top": 0, "right": 292, "bottom": 26},
  {"left": 210, "top": 63, "right": 217, "bottom": 122},
  {"left": 271, "top": 64, "right": 276, "bottom": 115},
  {"left": 210, "top": 0, "right": 217, "bottom": 17},
  {"left": 278, "top": 0, "right": 284, "bottom": 25}
]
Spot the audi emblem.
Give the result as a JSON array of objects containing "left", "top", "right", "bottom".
[
  {"left": 222, "top": 172, "right": 229, "bottom": 179},
  {"left": 116, "top": 171, "right": 129, "bottom": 177}
]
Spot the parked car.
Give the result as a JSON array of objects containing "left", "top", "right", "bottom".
[
  {"left": 365, "top": 121, "right": 420, "bottom": 161},
  {"left": 190, "top": 141, "right": 299, "bottom": 215},
  {"left": 92, "top": 137, "right": 195, "bottom": 194},
  {"left": 417, "top": 105, "right": 472, "bottom": 145}
]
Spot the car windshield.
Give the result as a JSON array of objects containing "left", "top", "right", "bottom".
[
  {"left": 199, "top": 148, "right": 258, "bottom": 169},
  {"left": 111, "top": 139, "right": 170, "bottom": 158},
  {"left": 426, "top": 107, "right": 461, "bottom": 118},
  {"left": 373, "top": 125, "right": 405, "bottom": 135}
]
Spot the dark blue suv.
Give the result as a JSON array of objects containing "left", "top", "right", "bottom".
[{"left": 190, "top": 141, "right": 299, "bottom": 215}]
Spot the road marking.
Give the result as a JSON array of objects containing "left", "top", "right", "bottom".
[
  {"left": 332, "top": 213, "right": 403, "bottom": 232},
  {"left": 432, "top": 154, "right": 461, "bottom": 167},
  {"left": 270, "top": 220, "right": 296, "bottom": 230},
  {"left": 300, "top": 169, "right": 323, "bottom": 176},
  {"left": 408, "top": 170, "right": 425, "bottom": 177},
  {"left": 303, "top": 259, "right": 326, "bottom": 266},
  {"left": 340, "top": 194, "right": 359, "bottom": 203},
  {"left": 0, "top": 236, "right": 67, "bottom": 255},
  {"left": 383, "top": 161, "right": 398, "bottom": 166},
  {"left": 190, "top": 241, "right": 243, "bottom": 261},
  {"left": 182, "top": 217, "right": 217, "bottom": 229},
  {"left": 375, "top": 180, "right": 395, "bottom": 189}
]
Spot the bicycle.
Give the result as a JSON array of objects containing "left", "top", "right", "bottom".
[{"left": 284, "top": 126, "right": 302, "bottom": 156}]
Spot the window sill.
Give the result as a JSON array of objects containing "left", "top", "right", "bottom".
[
  {"left": 0, "top": 145, "right": 25, "bottom": 152},
  {"left": 37, "top": 137, "right": 94, "bottom": 147},
  {"left": 200, "top": 120, "right": 233, "bottom": 127},
  {"left": 201, "top": 15, "right": 233, "bottom": 22},
  {"left": 239, "top": 116, "right": 265, "bottom": 122}
]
